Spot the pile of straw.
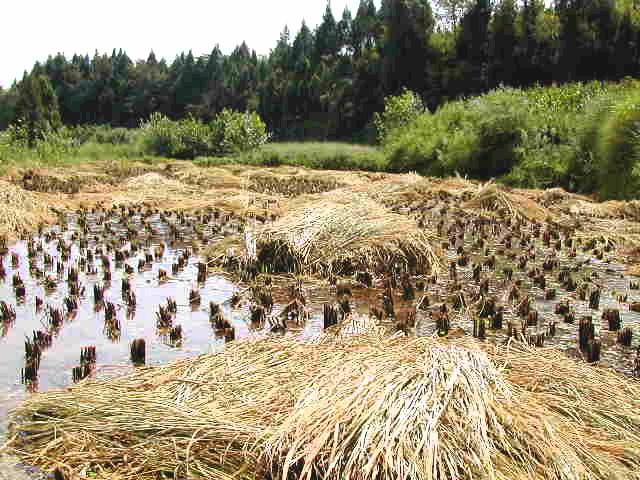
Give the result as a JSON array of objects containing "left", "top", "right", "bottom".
[
  {"left": 62, "top": 172, "right": 275, "bottom": 219},
  {"left": 464, "top": 182, "right": 551, "bottom": 222},
  {"left": 4, "top": 333, "right": 640, "bottom": 480},
  {"left": 602, "top": 200, "right": 640, "bottom": 221},
  {"left": 122, "top": 172, "right": 193, "bottom": 193},
  {"left": 249, "top": 193, "right": 441, "bottom": 276},
  {"left": 0, "top": 180, "right": 53, "bottom": 240},
  {"left": 20, "top": 169, "right": 108, "bottom": 194}
]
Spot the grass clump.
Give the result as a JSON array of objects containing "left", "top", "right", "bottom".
[
  {"left": 384, "top": 88, "right": 532, "bottom": 178},
  {"left": 589, "top": 90, "right": 640, "bottom": 200}
]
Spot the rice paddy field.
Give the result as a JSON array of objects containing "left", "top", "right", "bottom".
[{"left": 1, "top": 160, "right": 640, "bottom": 479}]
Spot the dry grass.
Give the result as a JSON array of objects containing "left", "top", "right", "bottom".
[
  {"left": 4, "top": 333, "right": 640, "bottom": 480},
  {"left": 0, "top": 180, "right": 54, "bottom": 241},
  {"left": 463, "top": 182, "right": 552, "bottom": 222},
  {"left": 7, "top": 160, "right": 640, "bottom": 274},
  {"left": 601, "top": 200, "right": 640, "bottom": 221},
  {"left": 50, "top": 172, "right": 281, "bottom": 219},
  {"left": 250, "top": 192, "right": 441, "bottom": 276}
]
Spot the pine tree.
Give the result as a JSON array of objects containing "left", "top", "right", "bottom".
[
  {"left": 338, "top": 7, "right": 354, "bottom": 53},
  {"left": 490, "top": 0, "right": 518, "bottom": 87},
  {"left": 14, "top": 74, "right": 62, "bottom": 145},
  {"left": 353, "top": 0, "right": 379, "bottom": 53},
  {"left": 0, "top": 86, "right": 18, "bottom": 130},
  {"left": 455, "top": 0, "right": 492, "bottom": 94},
  {"left": 315, "top": 2, "right": 340, "bottom": 60},
  {"left": 615, "top": 9, "right": 639, "bottom": 78},
  {"left": 381, "top": 0, "right": 435, "bottom": 95}
]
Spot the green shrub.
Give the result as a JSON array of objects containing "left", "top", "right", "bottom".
[
  {"left": 141, "top": 110, "right": 269, "bottom": 159},
  {"left": 382, "top": 81, "right": 640, "bottom": 197},
  {"left": 211, "top": 109, "right": 270, "bottom": 154},
  {"left": 384, "top": 88, "right": 530, "bottom": 178},
  {"left": 374, "top": 89, "right": 425, "bottom": 144},
  {"left": 566, "top": 84, "right": 640, "bottom": 199},
  {"left": 71, "top": 125, "right": 138, "bottom": 145},
  {"left": 594, "top": 91, "right": 640, "bottom": 199},
  {"left": 567, "top": 93, "right": 620, "bottom": 193},
  {"left": 502, "top": 143, "right": 575, "bottom": 189},
  {"left": 140, "top": 113, "right": 213, "bottom": 159}
]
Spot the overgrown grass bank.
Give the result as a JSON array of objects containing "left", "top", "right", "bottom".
[
  {"left": 381, "top": 80, "right": 640, "bottom": 198},
  {"left": 2, "top": 80, "right": 640, "bottom": 199}
]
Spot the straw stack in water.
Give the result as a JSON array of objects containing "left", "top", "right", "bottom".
[
  {"left": 4, "top": 332, "right": 640, "bottom": 480},
  {"left": 249, "top": 192, "right": 441, "bottom": 276},
  {"left": 463, "top": 182, "right": 551, "bottom": 222},
  {"left": 0, "top": 180, "right": 52, "bottom": 240}
]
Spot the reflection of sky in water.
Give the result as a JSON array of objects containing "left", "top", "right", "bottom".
[
  {"left": 0, "top": 210, "right": 342, "bottom": 455},
  {"left": 0, "top": 212, "right": 239, "bottom": 437}
]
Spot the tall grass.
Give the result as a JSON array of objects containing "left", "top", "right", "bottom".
[
  {"left": 598, "top": 92, "right": 640, "bottom": 199},
  {"left": 195, "top": 142, "right": 387, "bottom": 171},
  {"left": 0, "top": 125, "right": 153, "bottom": 175},
  {"left": 384, "top": 89, "right": 531, "bottom": 179}
]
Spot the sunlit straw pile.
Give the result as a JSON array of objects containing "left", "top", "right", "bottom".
[
  {"left": 4, "top": 332, "right": 640, "bottom": 480},
  {"left": 0, "top": 180, "right": 53, "bottom": 240},
  {"left": 464, "top": 182, "right": 551, "bottom": 222},
  {"left": 20, "top": 169, "right": 108, "bottom": 194},
  {"left": 249, "top": 193, "right": 441, "bottom": 276}
]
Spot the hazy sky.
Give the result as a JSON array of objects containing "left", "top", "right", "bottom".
[{"left": 0, "top": 0, "right": 363, "bottom": 88}]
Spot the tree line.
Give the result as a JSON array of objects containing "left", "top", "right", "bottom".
[{"left": 1, "top": 0, "right": 639, "bottom": 141}]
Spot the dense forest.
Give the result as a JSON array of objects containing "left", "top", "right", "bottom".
[{"left": 1, "top": 0, "right": 639, "bottom": 140}]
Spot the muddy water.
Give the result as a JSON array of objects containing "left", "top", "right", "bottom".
[
  {"left": 0, "top": 209, "right": 378, "bottom": 438},
  {"left": 1, "top": 217, "right": 222, "bottom": 419},
  {"left": 413, "top": 207, "right": 640, "bottom": 376},
  {"left": 1, "top": 204, "right": 640, "bottom": 477},
  {"left": 0, "top": 209, "right": 342, "bottom": 477}
]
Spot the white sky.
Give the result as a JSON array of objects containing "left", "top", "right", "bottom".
[{"left": 0, "top": 0, "right": 363, "bottom": 89}]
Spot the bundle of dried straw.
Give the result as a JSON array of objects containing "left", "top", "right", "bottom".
[
  {"left": 4, "top": 332, "right": 640, "bottom": 480},
  {"left": 250, "top": 193, "right": 441, "bottom": 276}
]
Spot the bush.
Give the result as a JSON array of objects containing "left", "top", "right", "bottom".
[
  {"left": 381, "top": 81, "right": 640, "bottom": 198},
  {"left": 374, "top": 90, "right": 425, "bottom": 144},
  {"left": 141, "top": 110, "right": 269, "bottom": 159},
  {"left": 140, "top": 113, "right": 213, "bottom": 159},
  {"left": 384, "top": 88, "right": 530, "bottom": 178},
  {"left": 70, "top": 125, "right": 138, "bottom": 145},
  {"left": 566, "top": 84, "right": 640, "bottom": 199},
  {"left": 594, "top": 91, "right": 640, "bottom": 199},
  {"left": 567, "top": 93, "right": 620, "bottom": 193},
  {"left": 211, "top": 109, "right": 270, "bottom": 154}
]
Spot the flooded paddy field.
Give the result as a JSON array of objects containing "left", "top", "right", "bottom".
[{"left": 1, "top": 164, "right": 640, "bottom": 479}]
